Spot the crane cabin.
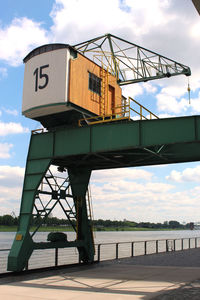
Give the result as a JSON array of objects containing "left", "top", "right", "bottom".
[{"left": 22, "top": 44, "right": 122, "bottom": 128}]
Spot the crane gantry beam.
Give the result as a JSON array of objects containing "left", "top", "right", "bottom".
[
  {"left": 192, "top": 0, "right": 200, "bottom": 15},
  {"left": 74, "top": 33, "right": 191, "bottom": 86}
]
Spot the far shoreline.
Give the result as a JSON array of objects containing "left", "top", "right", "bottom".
[{"left": 0, "top": 226, "right": 189, "bottom": 233}]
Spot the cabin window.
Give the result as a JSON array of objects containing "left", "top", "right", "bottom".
[{"left": 88, "top": 72, "right": 101, "bottom": 95}]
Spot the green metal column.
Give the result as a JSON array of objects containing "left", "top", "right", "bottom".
[
  {"left": 7, "top": 152, "right": 51, "bottom": 271},
  {"left": 68, "top": 167, "right": 95, "bottom": 263}
]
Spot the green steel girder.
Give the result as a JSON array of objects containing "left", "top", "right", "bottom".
[
  {"left": 68, "top": 168, "right": 95, "bottom": 263},
  {"left": 7, "top": 158, "right": 51, "bottom": 272},
  {"left": 29, "top": 115, "right": 200, "bottom": 170},
  {"left": 8, "top": 115, "right": 200, "bottom": 272}
]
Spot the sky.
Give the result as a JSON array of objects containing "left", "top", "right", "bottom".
[{"left": 1, "top": 0, "right": 200, "bottom": 223}]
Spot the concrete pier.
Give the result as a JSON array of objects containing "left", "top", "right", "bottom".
[{"left": 1, "top": 248, "right": 200, "bottom": 299}]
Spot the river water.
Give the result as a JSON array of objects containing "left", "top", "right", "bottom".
[
  {"left": 1, "top": 230, "right": 200, "bottom": 248},
  {"left": 1, "top": 230, "right": 200, "bottom": 273}
]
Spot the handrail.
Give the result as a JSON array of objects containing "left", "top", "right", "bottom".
[
  {"left": 31, "top": 128, "right": 45, "bottom": 134},
  {"left": 1, "top": 236, "right": 199, "bottom": 274},
  {"left": 96, "top": 237, "right": 200, "bottom": 262},
  {"left": 129, "top": 96, "right": 159, "bottom": 120},
  {"left": 79, "top": 96, "right": 159, "bottom": 126}
]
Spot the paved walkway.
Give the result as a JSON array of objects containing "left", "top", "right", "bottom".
[{"left": 1, "top": 248, "right": 200, "bottom": 299}]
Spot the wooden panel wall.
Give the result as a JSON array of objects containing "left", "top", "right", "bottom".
[{"left": 68, "top": 53, "right": 122, "bottom": 116}]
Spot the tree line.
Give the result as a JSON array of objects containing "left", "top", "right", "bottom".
[{"left": 0, "top": 214, "right": 194, "bottom": 229}]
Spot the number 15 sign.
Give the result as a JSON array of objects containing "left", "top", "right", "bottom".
[{"left": 22, "top": 48, "right": 70, "bottom": 119}]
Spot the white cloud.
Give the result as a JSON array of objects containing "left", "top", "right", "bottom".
[
  {"left": 50, "top": 0, "right": 173, "bottom": 44},
  {"left": 125, "top": 0, "right": 173, "bottom": 35},
  {"left": 90, "top": 176, "right": 200, "bottom": 222},
  {"left": 0, "top": 67, "right": 8, "bottom": 79},
  {"left": 158, "top": 86, "right": 187, "bottom": 99},
  {"left": 89, "top": 169, "right": 179, "bottom": 222},
  {"left": 92, "top": 179, "right": 173, "bottom": 197},
  {"left": 143, "top": 82, "right": 157, "bottom": 94},
  {"left": 190, "top": 20, "right": 200, "bottom": 39},
  {"left": 122, "top": 82, "right": 157, "bottom": 100},
  {"left": 156, "top": 93, "right": 189, "bottom": 114},
  {"left": 189, "top": 92, "right": 200, "bottom": 113},
  {"left": 166, "top": 170, "right": 182, "bottom": 182},
  {"left": 0, "top": 165, "right": 24, "bottom": 186},
  {"left": 0, "top": 143, "right": 13, "bottom": 159},
  {"left": 0, "top": 121, "right": 29, "bottom": 136},
  {"left": 122, "top": 84, "right": 143, "bottom": 99},
  {"left": 0, "top": 165, "right": 25, "bottom": 215},
  {"left": 50, "top": 0, "right": 129, "bottom": 43},
  {"left": 158, "top": 113, "right": 175, "bottom": 119},
  {"left": 3, "top": 108, "right": 18, "bottom": 116},
  {"left": 0, "top": 17, "right": 49, "bottom": 66},
  {"left": 88, "top": 162, "right": 200, "bottom": 222},
  {"left": 91, "top": 168, "right": 153, "bottom": 183},
  {"left": 166, "top": 165, "right": 200, "bottom": 183}
]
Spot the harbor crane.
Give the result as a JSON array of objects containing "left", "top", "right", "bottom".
[{"left": 8, "top": 34, "right": 191, "bottom": 272}]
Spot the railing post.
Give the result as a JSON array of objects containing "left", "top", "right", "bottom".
[
  {"left": 55, "top": 248, "right": 58, "bottom": 266},
  {"left": 131, "top": 242, "right": 134, "bottom": 257},
  {"left": 97, "top": 244, "right": 101, "bottom": 262},
  {"left": 166, "top": 240, "right": 168, "bottom": 252},
  {"left": 116, "top": 243, "right": 119, "bottom": 259},
  {"left": 182, "top": 238, "right": 184, "bottom": 250},
  {"left": 140, "top": 106, "right": 142, "bottom": 120},
  {"left": 174, "top": 239, "right": 176, "bottom": 251},
  {"left": 156, "top": 240, "right": 158, "bottom": 254},
  {"left": 144, "top": 241, "right": 147, "bottom": 255}
]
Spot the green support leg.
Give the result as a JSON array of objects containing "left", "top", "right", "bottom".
[
  {"left": 68, "top": 168, "right": 95, "bottom": 263},
  {"left": 7, "top": 131, "right": 95, "bottom": 271},
  {"left": 7, "top": 158, "right": 51, "bottom": 272}
]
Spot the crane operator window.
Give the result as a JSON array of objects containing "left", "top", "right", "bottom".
[{"left": 88, "top": 72, "right": 101, "bottom": 96}]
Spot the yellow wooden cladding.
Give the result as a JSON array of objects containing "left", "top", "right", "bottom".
[{"left": 68, "top": 53, "right": 122, "bottom": 116}]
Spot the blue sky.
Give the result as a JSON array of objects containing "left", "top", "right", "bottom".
[{"left": 1, "top": 0, "right": 200, "bottom": 223}]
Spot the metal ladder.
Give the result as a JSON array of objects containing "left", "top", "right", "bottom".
[{"left": 100, "top": 65, "right": 108, "bottom": 116}]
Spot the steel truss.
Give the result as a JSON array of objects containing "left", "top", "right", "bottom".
[
  {"left": 32, "top": 167, "right": 77, "bottom": 237},
  {"left": 74, "top": 33, "right": 191, "bottom": 85},
  {"left": 8, "top": 161, "right": 95, "bottom": 272}
]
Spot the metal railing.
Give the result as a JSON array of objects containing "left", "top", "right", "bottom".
[
  {"left": 129, "top": 96, "right": 159, "bottom": 120},
  {"left": 96, "top": 237, "right": 200, "bottom": 262},
  {"left": 31, "top": 128, "right": 45, "bottom": 134},
  {"left": 1, "top": 237, "right": 200, "bottom": 274},
  {"left": 78, "top": 96, "right": 159, "bottom": 126}
]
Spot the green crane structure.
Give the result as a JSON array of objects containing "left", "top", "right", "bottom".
[
  {"left": 7, "top": 34, "right": 193, "bottom": 272},
  {"left": 74, "top": 33, "right": 191, "bottom": 85}
]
